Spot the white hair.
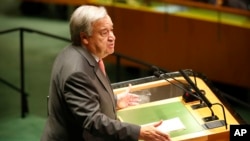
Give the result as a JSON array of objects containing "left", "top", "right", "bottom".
[{"left": 69, "top": 5, "right": 107, "bottom": 45}]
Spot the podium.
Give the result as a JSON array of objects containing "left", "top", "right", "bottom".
[{"left": 112, "top": 71, "right": 242, "bottom": 141}]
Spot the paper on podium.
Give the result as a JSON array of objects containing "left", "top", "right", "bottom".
[{"left": 142, "top": 117, "right": 186, "bottom": 133}]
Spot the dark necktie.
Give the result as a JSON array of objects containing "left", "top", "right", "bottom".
[{"left": 98, "top": 59, "right": 106, "bottom": 76}]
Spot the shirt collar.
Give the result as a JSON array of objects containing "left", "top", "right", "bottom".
[{"left": 92, "top": 54, "right": 100, "bottom": 62}]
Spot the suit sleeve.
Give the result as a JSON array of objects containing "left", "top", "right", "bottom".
[{"left": 63, "top": 72, "right": 141, "bottom": 141}]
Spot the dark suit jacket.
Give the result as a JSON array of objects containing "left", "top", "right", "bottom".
[{"left": 40, "top": 45, "right": 140, "bottom": 141}]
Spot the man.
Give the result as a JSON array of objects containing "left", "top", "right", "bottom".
[{"left": 40, "top": 5, "right": 171, "bottom": 141}]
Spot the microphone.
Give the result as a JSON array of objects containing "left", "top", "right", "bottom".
[
  {"left": 151, "top": 66, "right": 202, "bottom": 102},
  {"left": 179, "top": 69, "right": 228, "bottom": 129}
]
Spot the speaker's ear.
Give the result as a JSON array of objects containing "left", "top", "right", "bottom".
[{"left": 80, "top": 32, "right": 89, "bottom": 45}]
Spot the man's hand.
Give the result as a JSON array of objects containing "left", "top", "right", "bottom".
[
  {"left": 116, "top": 84, "right": 140, "bottom": 109},
  {"left": 140, "top": 120, "right": 172, "bottom": 141}
]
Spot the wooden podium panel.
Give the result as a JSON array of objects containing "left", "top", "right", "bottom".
[{"left": 113, "top": 74, "right": 240, "bottom": 141}]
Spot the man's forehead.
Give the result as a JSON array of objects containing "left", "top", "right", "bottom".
[{"left": 92, "top": 16, "right": 113, "bottom": 29}]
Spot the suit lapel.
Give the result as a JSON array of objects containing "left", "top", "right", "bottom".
[
  {"left": 95, "top": 66, "right": 116, "bottom": 111},
  {"left": 96, "top": 70, "right": 114, "bottom": 97}
]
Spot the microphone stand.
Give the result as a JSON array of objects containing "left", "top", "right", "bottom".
[
  {"left": 179, "top": 69, "right": 228, "bottom": 129},
  {"left": 187, "top": 69, "right": 208, "bottom": 108}
]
